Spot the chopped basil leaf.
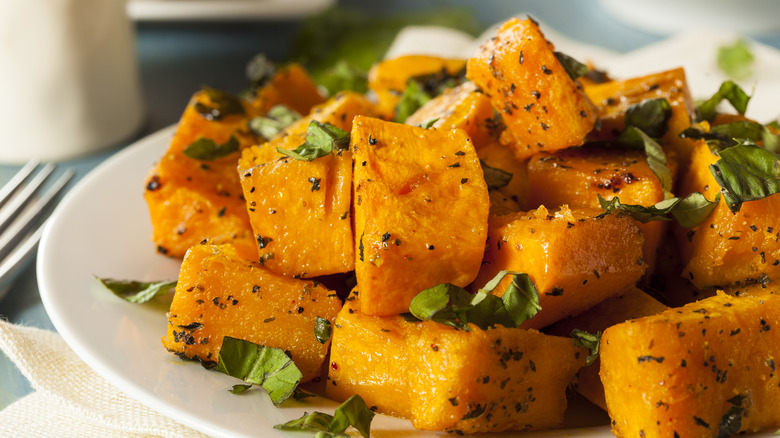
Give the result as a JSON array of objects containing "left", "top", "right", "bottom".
[
  {"left": 277, "top": 121, "right": 350, "bottom": 161},
  {"left": 570, "top": 329, "right": 601, "bottom": 366},
  {"left": 680, "top": 120, "right": 780, "bottom": 152},
  {"left": 617, "top": 127, "right": 673, "bottom": 193},
  {"left": 710, "top": 143, "right": 780, "bottom": 212},
  {"left": 274, "top": 394, "right": 375, "bottom": 438},
  {"left": 216, "top": 337, "right": 303, "bottom": 406},
  {"left": 248, "top": 105, "right": 301, "bottom": 141},
  {"left": 195, "top": 86, "right": 246, "bottom": 121},
  {"left": 292, "top": 387, "right": 316, "bottom": 401},
  {"left": 319, "top": 60, "right": 368, "bottom": 96},
  {"left": 554, "top": 51, "right": 589, "bottom": 81},
  {"left": 395, "top": 80, "right": 431, "bottom": 123},
  {"left": 183, "top": 136, "right": 240, "bottom": 160},
  {"left": 624, "top": 98, "right": 672, "bottom": 138},
  {"left": 419, "top": 117, "right": 439, "bottom": 129},
  {"left": 314, "top": 316, "right": 332, "bottom": 344},
  {"left": 408, "top": 271, "right": 541, "bottom": 330},
  {"left": 696, "top": 80, "right": 751, "bottom": 123},
  {"left": 598, "top": 193, "right": 719, "bottom": 228},
  {"left": 717, "top": 38, "right": 754, "bottom": 80},
  {"left": 96, "top": 277, "right": 176, "bottom": 304},
  {"left": 245, "top": 53, "right": 277, "bottom": 89},
  {"left": 480, "top": 160, "right": 513, "bottom": 190},
  {"left": 229, "top": 384, "right": 253, "bottom": 394}
]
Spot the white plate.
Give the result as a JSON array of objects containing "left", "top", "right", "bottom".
[
  {"left": 37, "top": 36, "right": 780, "bottom": 438},
  {"left": 127, "top": 0, "right": 334, "bottom": 21}
]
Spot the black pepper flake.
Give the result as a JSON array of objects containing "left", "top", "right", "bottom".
[
  {"left": 257, "top": 235, "right": 272, "bottom": 249},
  {"left": 461, "top": 178, "right": 469, "bottom": 184},
  {"left": 308, "top": 177, "right": 321, "bottom": 191},
  {"left": 546, "top": 287, "right": 564, "bottom": 296},
  {"left": 264, "top": 317, "right": 275, "bottom": 323},
  {"left": 298, "top": 307, "right": 305, "bottom": 314},
  {"left": 427, "top": 244, "right": 435, "bottom": 250},
  {"left": 368, "top": 135, "right": 378, "bottom": 145},
  {"left": 455, "top": 151, "right": 466, "bottom": 156},
  {"left": 580, "top": 110, "right": 587, "bottom": 118},
  {"left": 531, "top": 90, "right": 541, "bottom": 99},
  {"left": 381, "top": 232, "right": 391, "bottom": 242},
  {"left": 217, "top": 207, "right": 226, "bottom": 217},
  {"left": 519, "top": 50, "right": 524, "bottom": 65},
  {"left": 638, "top": 355, "right": 665, "bottom": 364},
  {"left": 212, "top": 297, "right": 220, "bottom": 306},
  {"left": 730, "top": 328, "right": 741, "bottom": 336},
  {"left": 177, "top": 322, "right": 203, "bottom": 331},
  {"left": 252, "top": 285, "right": 260, "bottom": 293},
  {"left": 431, "top": 344, "right": 439, "bottom": 352},
  {"left": 593, "top": 270, "right": 600, "bottom": 279},
  {"left": 693, "top": 416, "right": 710, "bottom": 429},
  {"left": 540, "top": 122, "right": 549, "bottom": 131},
  {"left": 146, "top": 175, "right": 162, "bottom": 191},
  {"left": 157, "top": 245, "right": 169, "bottom": 255},
  {"left": 541, "top": 65, "right": 553, "bottom": 74},
  {"left": 448, "top": 162, "right": 461, "bottom": 168}
]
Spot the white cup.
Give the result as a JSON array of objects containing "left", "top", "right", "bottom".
[{"left": 0, "top": 0, "right": 144, "bottom": 163}]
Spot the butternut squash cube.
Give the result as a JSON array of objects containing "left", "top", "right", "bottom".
[
  {"left": 367, "top": 55, "right": 466, "bottom": 120},
  {"left": 238, "top": 92, "right": 377, "bottom": 277},
  {"left": 466, "top": 17, "right": 597, "bottom": 160},
  {"left": 248, "top": 63, "right": 325, "bottom": 116},
  {"left": 546, "top": 287, "right": 667, "bottom": 410},
  {"left": 675, "top": 141, "right": 780, "bottom": 289},
  {"left": 162, "top": 243, "right": 341, "bottom": 382},
  {"left": 601, "top": 293, "right": 780, "bottom": 438},
  {"left": 404, "top": 81, "right": 501, "bottom": 149},
  {"left": 407, "top": 322, "right": 586, "bottom": 433},
  {"left": 584, "top": 68, "right": 696, "bottom": 171},
  {"left": 326, "top": 289, "right": 413, "bottom": 418},
  {"left": 526, "top": 147, "right": 666, "bottom": 277},
  {"left": 473, "top": 206, "right": 646, "bottom": 329},
  {"left": 352, "top": 116, "right": 489, "bottom": 316}
]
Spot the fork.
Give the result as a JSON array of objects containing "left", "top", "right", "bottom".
[{"left": 0, "top": 161, "right": 74, "bottom": 300}]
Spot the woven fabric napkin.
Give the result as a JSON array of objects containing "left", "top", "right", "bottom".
[{"left": 0, "top": 319, "right": 209, "bottom": 438}]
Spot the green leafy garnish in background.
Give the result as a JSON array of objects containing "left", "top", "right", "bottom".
[
  {"left": 480, "top": 160, "right": 513, "bottom": 190},
  {"left": 394, "top": 80, "right": 431, "bottom": 123},
  {"left": 217, "top": 337, "right": 303, "bottom": 406},
  {"left": 183, "top": 136, "right": 240, "bottom": 160},
  {"left": 291, "top": 6, "right": 482, "bottom": 94},
  {"left": 710, "top": 143, "right": 780, "bottom": 212},
  {"left": 717, "top": 39, "right": 754, "bottom": 81},
  {"left": 680, "top": 120, "right": 780, "bottom": 153},
  {"left": 248, "top": 105, "right": 301, "bottom": 141},
  {"left": 317, "top": 60, "right": 369, "bottom": 96},
  {"left": 695, "top": 80, "right": 751, "bottom": 123},
  {"left": 275, "top": 394, "right": 375, "bottom": 438},
  {"left": 277, "top": 120, "right": 350, "bottom": 161},
  {"left": 96, "top": 277, "right": 177, "bottom": 304},
  {"left": 598, "top": 193, "right": 720, "bottom": 229}
]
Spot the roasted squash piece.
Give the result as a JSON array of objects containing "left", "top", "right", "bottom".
[
  {"left": 407, "top": 321, "right": 586, "bottom": 433},
  {"left": 367, "top": 55, "right": 466, "bottom": 120},
  {"left": 527, "top": 147, "right": 666, "bottom": 277},
  {"left": 352, "top": 116, "right": 489, "bottom": 316},
  {"left": 248, "top": 63, "right": 325, "bottom": 116},
  {"left": 238, "top": 92, "right": 377, "bottom": 277},
  {"left": 675, "top": 141, "right": 780, "bottom": 289},
  {"left": 546, "top": 287, "right": 667, "bottom": 410},
  {"left": 584, "top": 68, "right": 696, "bottom": 172},
  {"left": 326, "top": 289, "right": 413, "bottom": 418},
  {"left": 473, "top": 205, "right": 646, "bottom": 329},
  {"left": 601, "top": 293, "right": 780, "bottom": 438},
  {"left": 466, "top": 17, "right": 597, "bottom": 161},
  {"left": 404, "top": 81, "right": 501, "bottom": 149},
  {"left": 162, "top": 243, "right": 341, "bottom": 382}
]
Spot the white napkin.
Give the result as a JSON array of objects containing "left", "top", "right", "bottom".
[{"left": 0, "top": 319, "right": 207, "bottom": 438}]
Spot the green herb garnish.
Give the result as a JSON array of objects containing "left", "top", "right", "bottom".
[
  {"left": 96, "top": 277, "right": 176, "bottom": 304},
  {"left": 554, "top": 51, "right": 589, "bottom": 81},
  {"left": 314, "top": 316, "right": 332, "bottom": 344},
  {"left": 696, "top": 80, "right": 751, "bottom": 123},
  {"left": 249, "top": 105, "right": 301, "bottom": 141},
  {"left": 616, "top": 127, "right": 673, "bottom": 194},
  {"left": 229, "top": 384, "right": 253, "bottom": 394},
  {"left": 217, "top": 337, "right": 303, "bottom": 406},
  {"left": 598, "top": 193, "right": 719, "bottom": 228},
  {"left": 717, "top": 39, "right": 754, "bottom": 80},
  {"left": 394, "top": 80, "right": 431, "bottom": 123},
  {"left": 274, "top": 394, "right": 375, "bottom": 438},
  {"left": 480, "top": 160, "right": 513, "bottom": 190},
  {"left": 194, "top": 86, "right": 246, "bottom": 121},
  {"left": 245, "top": 53, "right": 278, "bottom": 90},
  {"left": 407, "top": 271, "right": 541, "bottom": 330},
  {"left": 710, "top": 143, "right": 780, "bottom": 212},
  {"left": 571, "top": 329, "right": 601, "bottom": 366},
  {"left": 183, "top": 136, "right": 240, "bottom": 160},
  {"left": 277, "top": 120, "right": 350, "bottom": 161},
  {"left": 680, "top": 121, "right": 780, "bottom": 153},
  {"left": 624, "top": 98, "right": 672, "bottom": 138},
  {"left": 318, "top": 60, "right": 369, "bottom": 96}
]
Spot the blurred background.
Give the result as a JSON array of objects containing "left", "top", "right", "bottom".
[{"left": 2, "top": 0, "right": 780, "bottom": 412}]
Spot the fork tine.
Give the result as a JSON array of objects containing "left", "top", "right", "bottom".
[
  {"left": 0, "top": 168, "right": 74, "bottom": 262},
  {"left": 0, "top": 219, "right": 46, "bottom": 301},
  {"left": 0, "top": 160, "right": 39, "bottom": 208},
  {"left": 0, "top": 162, "right": 55, "bottom": 231}
]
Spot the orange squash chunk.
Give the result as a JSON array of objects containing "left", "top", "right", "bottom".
[
  {"left": 238, "top": 92, "right": 377, "bottom": 277},
  {"left": 601, "top": 293, "right": 780, "bottom": 437},
  {"left": 466, "top": 17, "right": 597, "bottom": 161},
  {"left": 547, "top": 287, "right": 667, "bottom": 410},
  {"left": 248, "top": 63, "right": 325, "bottom": 116},
  {"left": 162, "top": 243, "right": 341, "bottom": 382},
  {"left": 474, "top": 205, "right": 646, "bottom": 329},
  {"left": 407, "top": 322, "right": 586, "bottom": 433},
  {"left": 368, "top": 55, "right": 466, "bottom": 120},
  {"left": 326, "top": 289, "right": 414, "bottom": 418},
  {"left": 527, "top": 147, "right": 666, "bottom": 277},
  {"left": 584, "top": 68, "right": 696, "bottom": 171},
  {"left": 352, "top": 116, "right": 489, "bottom": 316},
  {"left": 404, "top": 81, "right": 501, "bottom": 149},
  {"left": 675, "top": 141, "right": 780, "bottom": 289}
]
